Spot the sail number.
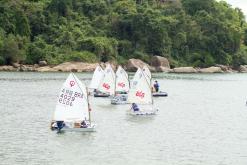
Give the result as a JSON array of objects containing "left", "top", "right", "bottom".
[{"left": 59, "top": 89, "right": 83, "bottom": 106}]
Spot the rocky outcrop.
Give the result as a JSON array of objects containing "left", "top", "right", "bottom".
[
  {"left": 199, "top": 67, "right": 223, "bottom": 73},
  {"left": 155, "top": 66, "right": 172, "bottom": 72},
  {"left": 38, "top": 60, "right": 47, "bottom": 66},
  {"left": 214, "top": 64, "right": 229, "bottom": 72},
  {"left": 36, "top": 66, "right": 56, "bottom": 72},
  {"left": 150, "top": 56, "right": 170, "bottom": 72},
  {"left": 125, "top": 58, "right": 151, "bottom": 72},
  {"left": 239, "top": 65, "right": 247, "bottom": 73},
  {"left": 12, "top": 63, "right": 20, "bottom": 68},
  {"left": 0, "top": 65, "right": 16, "bottom": 71},
  {"left": 52, "top": 62, "right": 98, "bottom": 72},
  {"left": 18, "top": 65, "right": 36, "bottom": 72},
  {"left": 151, "top": 56, "right": 170, "bottom": 68},
  {"left": 171, "top": 67, "right": 198, "bottom": 73}
]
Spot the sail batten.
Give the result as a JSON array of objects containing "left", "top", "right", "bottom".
[{"left": 53, "top": 73, "right": 89, "bottom": 121}]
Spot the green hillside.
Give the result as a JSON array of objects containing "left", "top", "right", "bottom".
[{"left": 0, "top": 0, "right": 246, "bottom": 68}]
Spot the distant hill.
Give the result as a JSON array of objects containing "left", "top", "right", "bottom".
[{"left": 0, "top": 0, "right": 246, "bottom": 68}]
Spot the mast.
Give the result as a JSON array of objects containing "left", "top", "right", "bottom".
[
  {"left": 86, "top": 87, "right": 91, "bottom": 126},
  {"left": 114, "top": 65, "right": 117, "bottom": 96}
]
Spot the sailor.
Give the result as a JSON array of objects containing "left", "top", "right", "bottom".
[
  {"left": 132, "top": 103, "right": 139, "bottom": 111},
  {"left": 51, "top": 121, "right": 57, "bottom": 130},
  {"left": 153, "top": 80, "right": 159, "bottom": 92},
  {"left": 56, "top": 121, "right": 65, "bottom": 131},
  {"left": 81, "top": 120, "right": 88, "bottom": 128}
]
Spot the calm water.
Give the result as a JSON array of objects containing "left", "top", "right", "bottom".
[{"left": 1, "top": 72, "right": 247, "bottom": 165}]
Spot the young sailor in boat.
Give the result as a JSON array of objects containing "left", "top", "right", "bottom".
[
  {"left": 51, "top": 121, "right": 65, "bottom": 130},
  {"left": 81, "top": 120, "right": 88, "bottom": 128},
  {"left": 153, "top": 80, "right": 159, "bottom": 92},
  {"left": 132, "top": 103, "right": 139, "bottom": 112}
]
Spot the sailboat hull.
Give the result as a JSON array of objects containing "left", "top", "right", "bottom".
[
  {"left": 111, "top": 94, "right": 129, "bottom": 105},
  {"left": 53, "top": 124, "right": 96, "bottom": 132},
  {"left": 94, "top": 93, "right": 110, "bottom": 97},
  {"left": 62, "top": 126, "right": 96, "bottom": 132},
  {"left": 129, "top": 108, "right": 158, "bottom": 116},
  {"left": 152, "top": 91, "right": 168, "bottom": 97}
]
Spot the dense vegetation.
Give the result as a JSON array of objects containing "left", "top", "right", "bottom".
[{"left": 0, "top": 0, "right": 246, "bottom": 68}]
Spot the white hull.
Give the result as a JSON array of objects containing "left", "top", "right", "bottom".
[
  {"left": 129, "top": 108, "right": 158, "bottom": 115},
  {"left": 111, "top": 94, "right": 128, "bottom": 105},
  {"left": 152, "top": 91, "right": 168, "bottom": 97},
  {"left": 111, "top": 100, "right": 128, "bottom": 105},
  {"left": 62, "top": 125, "right": 96, "bottom": 132}
]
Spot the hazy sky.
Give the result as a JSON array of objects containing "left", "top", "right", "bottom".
[{"left": 223, "top": 0, "right": 247, "bottom": 18}]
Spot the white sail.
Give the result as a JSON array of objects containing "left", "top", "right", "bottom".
[
  {"left": 53, "top": 73, "right": 89, "bottom": 121},
  {"left": 143, "top": 65, "right": 151, "bottom": 85},
  {"left": 128, "top": 68, "right": 152, "bottom": 104},
  {"left": 89, "top": 65, "right": 104, "bottom": 89},
  {"left": 115, "top": 66, "right": 129, "bottom": 93},
  {"left": 98, "top": 64, "right": 116, "bottom": 95}
]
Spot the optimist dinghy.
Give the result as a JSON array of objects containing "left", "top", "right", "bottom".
[
  {"left": 143, "top": 66, "right": 168, "bottom": 97},
  {"left": 94, "top": 64, "right": 115, "bottom": 97},
  {"left": 111, "top": 66, "right": 130, "bottom": 105},
  {"left": 127, "top": 68, "right": 158, "bottom": 115},
  {"left": 89, "top": 65, "right": 109, "bottom": 97},
  {"left": 51, "top": 73, "right": 96, "bottom": 132}
]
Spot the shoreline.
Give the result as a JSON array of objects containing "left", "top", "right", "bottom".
[
  {"left": 0, "top": 63, "right": 245, "bottom": 74},
  {"left": 0, "top": 57, "right": 246, "bottom": 73}
]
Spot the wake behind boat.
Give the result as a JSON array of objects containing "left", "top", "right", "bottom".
[{"left": 51, "top": 73, "right": 96, "bottom": 132}]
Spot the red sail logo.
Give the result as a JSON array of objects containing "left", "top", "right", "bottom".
[
  {"left": 70, "top": 81, "right": 75, "bottom": 87},
  {"left": 118, "top": 82, "right": 125, "bottom": 88},
  {"left": 103, "top": 83, "right": 110, "bottom": 90},
  {"left": 136, "top": 91, "right": 145, "bottom": 99}
]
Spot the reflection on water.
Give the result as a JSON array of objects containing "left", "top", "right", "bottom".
[{"left": 1, "top": 72, "right": 247, "bottom": 165}]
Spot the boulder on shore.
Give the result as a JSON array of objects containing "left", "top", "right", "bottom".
[
  {"left": 155, "top": 66, "right": 172, "bottom": 72},
  {"left": 12, "top": 63, "right": 20, "bottom": 68},
  {"left": 52, "top": 62, "right": 98, "bottom": 72},
  {"left": 151, "top": 56, "right": 170, "bottom": 68},
  {"left": 199, "top": 67, "right": 223, "bottom": 73},
  {"left": 171, "top": 67, "right": 198, "bottom": 73},
  {"left": 36, "top": 66, "right": 56, "bottom": 72},
  {"left": 19, "top": 65, "right": 36, "bottom": 72},
  {"left": 0, "top": 65, "right": 16, "bottom": 71},
  {"left": 39, "top": 60, "right": 47, "bottom": 66},
  {"left": 239, "top": 65, "right": 247, "bottom": 73},
  {"left": 125, "top": 59, "right": 151, "bottom": 72}
]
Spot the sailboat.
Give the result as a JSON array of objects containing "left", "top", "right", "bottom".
[
  {"left": 89, "top": 65, "right": 104, "bottom": 96},
  {"left": 127, "top": 68, "right": 158, "bottom": 115},
  {"left": 143, "top": 65, "right": 168, "bottom": 97},
  {"left": 111, "top": 66, "right": 130, "bottom": 104},
  {"left": 95, "top": 64, "right": 115, "bottom": 97},
  {"left": 51, "top": 73, "right": 96, "bottom": 132}
]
